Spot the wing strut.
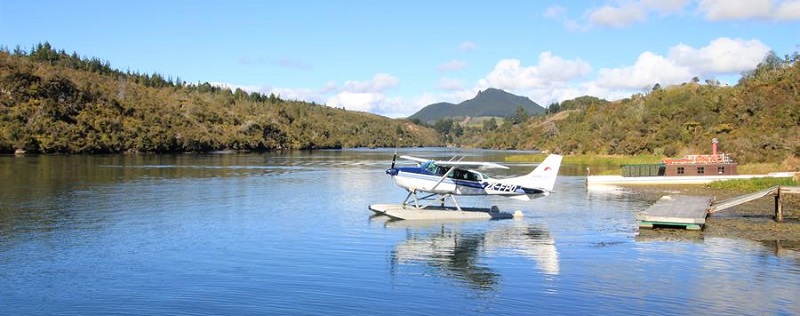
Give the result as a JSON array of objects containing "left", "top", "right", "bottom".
[
  {"left": 400, "top": 190, "right": 463, "bottom": 211},
  {"left": 430, "top": 166, "right": 456, "bottom": 192}
]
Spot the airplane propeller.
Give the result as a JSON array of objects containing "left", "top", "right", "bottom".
[{"left": 390, "top": 152, "right": 397, "bottom": 169}]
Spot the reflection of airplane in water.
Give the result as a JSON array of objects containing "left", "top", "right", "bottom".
[{"left": 385, "top": 219, "right": 559, "bottom": 290}]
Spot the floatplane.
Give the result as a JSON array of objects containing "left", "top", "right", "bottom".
[{"left": 369, "top": 153, "right": 563, "bottom": 220}]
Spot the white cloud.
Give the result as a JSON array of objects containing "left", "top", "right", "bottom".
[
  {"left": 698, "top": 0, "right": 800, "bottom": 20},
  {"left": 458, "top": 41, "right": 478, "bottom": 52},
  {"left": 588, "top": 4, "right": 648, "bottom": 28},
  {"left": 342, "top": 73, "right": 398, "bottom": 93},
  {"left": 325, "top": 92, "right": 384, "bottom": 112},
  {"left": 775, "top": 0, "right": 800, "bottom": 20},
  {"left": 559, "top": 0, "right": 796, "bottom": 30},
  {"left": 594, "top": 37, "right": 770, "bottom": 90},
  {"left": 585, "top": 0, "right": 691, "bottom": 28},
  {"left": 668, "top": 37, "right": 771, "bottom": 74},
  {"left": 320, "top": 81, "right": 338, "bottom": 94},
  {"left": 477, "top": 52, "right": 591, "bottom": 90},
  {"left": 698, "top": 0, "right": 771, "bottom": 20},
  {"left": 544, "top": 4, "right": 585, "bottom": 31},
  {"left": 536, "top": 52, "right": 593, "bottom": 82},
  {"left": 479, "top": 59, "right": 543, "bottom": 90},
  {"left": 209, "top": 82, "right": 262, "bottom": 93},
  {"left": 643, "top": 0, "right": 693, "bottom": 13},
  {"left": 320, "top": 73, "right": 405, "bottom": 115},
  {"left": 268, "top": 87, "right": 324, "bottom": 103},
  {"left": 597, "top": 51, "right": 693, "bottom": 89},
  {"left": 438, "top": 59, "right": 467, "bottom": 72}
]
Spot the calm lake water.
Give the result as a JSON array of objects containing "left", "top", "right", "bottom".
[{"left": 1, "top": 148, "right": 798, "bottom": 315}]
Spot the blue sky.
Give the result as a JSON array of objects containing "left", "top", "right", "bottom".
[{"left": 1, "top": 0, "right": 798, "bottom": 117}]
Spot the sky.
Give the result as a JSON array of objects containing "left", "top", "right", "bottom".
[{"left": 1, "top": 0, "right": 798, "bottom": 118}]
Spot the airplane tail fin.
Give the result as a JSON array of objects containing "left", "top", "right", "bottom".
[{"left": 506, "top": 154, "right": 563, "bottom": 192}]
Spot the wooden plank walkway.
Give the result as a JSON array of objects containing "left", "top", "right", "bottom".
[
  {"left": 709, "top": 186, "right": 779, "bottom": 213},
  {"left": 637, "top": 195, "right": 713, "bottom": 230}
]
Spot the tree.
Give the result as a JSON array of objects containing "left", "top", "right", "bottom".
[
  {"left": 652, "top": 83, "right": 662, "bottom": 91},
  {"left": 433, "top": 118, "right": 454, "bottom": 135},
  {"left": 482, "top": 117, "right": 497, "bottom": 131},
  {"left": 548, "top": 102, "right": 561, "bottom": 114},
  {"left": 511, "top": 106, "right": 529, "bottom": 125}
]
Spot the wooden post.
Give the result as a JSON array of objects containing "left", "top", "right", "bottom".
[{"left": 774, "top": 187, "right": 783, "bottom": 222}]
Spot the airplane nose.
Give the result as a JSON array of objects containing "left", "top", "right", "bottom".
[{"left": 385, "top": 168, "right": 398, "bottom": 175}]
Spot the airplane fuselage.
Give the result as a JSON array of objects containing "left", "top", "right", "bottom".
[{"left": 387, "top": 163, "right": 546, "bottom": 199}]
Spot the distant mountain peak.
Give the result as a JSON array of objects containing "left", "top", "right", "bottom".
[{"left": 408, "top": 88, "right": 545, "bottom": 123}]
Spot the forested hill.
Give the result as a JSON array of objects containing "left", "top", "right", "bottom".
[
  {"left": 409, "top": 88, "right": 546, "bottom": 124},
  {"left": 471, "top": 52, "right": 800, "bottom": 166},
  {"left": 0, "top": 43, "right": 441, "bottom": 154}
]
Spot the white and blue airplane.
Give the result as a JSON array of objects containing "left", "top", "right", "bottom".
[{"left": 384, "top": 153, "right": 563, "bottom": 210}]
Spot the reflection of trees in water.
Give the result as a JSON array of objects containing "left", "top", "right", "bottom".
[
  {"left": 434, "top": 234, "right": 497, "bottom": 291},
  {"left": 390, "top": 221, "right": 558, "bottom": 291}
]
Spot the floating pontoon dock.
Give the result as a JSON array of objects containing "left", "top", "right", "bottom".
[
  {"left": 637, "top": 195, "right": 712, "bottom": 230},
  {"left": 369, "top": 204, "right": 518, "bottom": 221},
  {"left": 637, "top": 186, "right": 800, "bottom": 230}
]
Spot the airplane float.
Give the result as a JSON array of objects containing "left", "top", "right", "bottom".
[{"left": 369, "top": 153, "right": 563, "bottom": 220}]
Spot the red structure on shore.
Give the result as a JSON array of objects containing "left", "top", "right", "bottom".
[{"left": 662, "top": 138, "right": 738, "bottom": 176}]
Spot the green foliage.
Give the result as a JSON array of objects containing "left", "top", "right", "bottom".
[
  {"left": 558, "top": 96, "right": 610, "bottom": 111},
  {"left": 510, "top": 106, "right": 529, "bottom": 125},
  {"left": 547, "top": 102, "right": 560, "bottom": 114},
  {"left": 0, "top": 45, "right": 441, "bottom": 153},
  {"left": 707, "top": 177, "right": 797, "bottom": 191},
  {"left": 482, "top": 117, "right": 497, "bottom": 132}
]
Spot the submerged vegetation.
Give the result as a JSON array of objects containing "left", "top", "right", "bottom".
[{"left": 0, "top": 42, "right": 441, "bottom": 154}]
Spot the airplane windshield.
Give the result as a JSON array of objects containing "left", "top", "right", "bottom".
[
  {"left": 421, "top": 161, "right": 438, "bottom": 174},
  {"left": 419, "top": 161, "right": 481, "bottom": 181}
]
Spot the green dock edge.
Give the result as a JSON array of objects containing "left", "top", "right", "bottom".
[{"left": 639, "top": 221, "right": 703, "bottom": 231}]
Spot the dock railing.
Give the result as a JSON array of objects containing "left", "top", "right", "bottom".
[{"left": 709, "top": 185, "right": 800, "bottom": 222}]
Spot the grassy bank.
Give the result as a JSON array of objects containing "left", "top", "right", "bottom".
[
  {"left": 707, "top": 177, "right": 798, "bottom": 191},
  {"left": 506, "top": 154, "right": 662, "bottom": 165},
  {"left": 507, "top": 154, "right": 794, "bottom": 176}
]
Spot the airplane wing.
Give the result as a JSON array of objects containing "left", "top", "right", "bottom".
[
  {"left": 398, "top": 155, "right": 509, "bottom": 170},
  {"left": 435, "top": 160, "right": 509, "bottom": 170},
  {"left": 399, "top": 155, "right": 431, "bottom": 164}
]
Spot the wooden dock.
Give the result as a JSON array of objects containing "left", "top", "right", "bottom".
[
  {"left": 637, "top": 195, "right": 713, "bottom": 230},
  {"left": 637, "top": 186, "right": 800, "bottom": 230}
]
